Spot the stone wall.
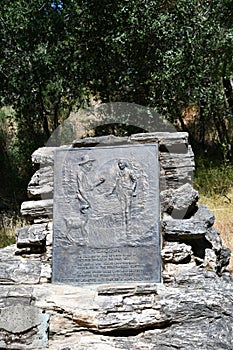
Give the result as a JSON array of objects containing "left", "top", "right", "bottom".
[{"left": 0, "top": 132, "right": 232, "bottom": 350}]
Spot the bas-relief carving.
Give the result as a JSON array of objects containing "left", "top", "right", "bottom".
[
  {"left": 52, "top": 145, "right": 161, "bottom": 284},
  {"left": 106, "top": 159, "right": 137, "bottom": 237}
]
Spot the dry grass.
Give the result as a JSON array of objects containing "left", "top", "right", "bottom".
[
  {"left": 199, "top": 189, "right": 233, "bottom": 273},
  {"left": 0, "top": 212, "right": 25, "bottom": 248}
]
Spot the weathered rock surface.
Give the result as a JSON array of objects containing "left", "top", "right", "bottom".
[
  {"left": 130, "top": 132, "right": 195, "bottom": 190},
  {"left": 160, "top": 183, "right": 198, "bottom": 218},
  {"left": 17, "top": 223, "right": 48, "bottom": 252},
  {"left": 193, "top": 204, "right": 215, "bottom": 227},
  {"left": 10, "top": 267, "right": 231, "bottom": 350},
  {"left": 21, "top": 199, "right": 53, "bottom": 222},
  {"left": 0, "top": 267, "right": 231, "bottom": 349},
  {"left": 204, "top": 228, "right": 231, "bottom": 274},
  {"left": 31, "top": 146, "right": 69, "bottom": 166},
  {"left": 0, "top": 304, "right": 49, "bottom": 349},
  {"left": 0, "top": 245, "right": 43, "bottom": 284},
  {"left": 130, "top": 131, "right": 189, "bottom": 149},
  {"left": 72, "top": 134, "right": 128, "bottom": 147},
  {"left": 0, "top": 285, "right": 33, "bottom": 307},
  {"left": 161, "top": 242, "right": 193, "bottom": 263},
  {"left": 162, "top": 205, "right": 215, "bottom": 241},
  {"left": 28, "top": 166, "right": 54, "bottom": 199},
  {"left": 163, "top": 219, "right": 208, "bottom": 241}
]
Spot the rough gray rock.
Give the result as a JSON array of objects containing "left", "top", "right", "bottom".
[
  {"left": 0, "top": 285, "right": 34, "bottom": 307},
  {"left": 161, "top": 242, "right": 193, "bottom": 263},
  {"left": 159, "top": 146, "right": 194, "bottom": 169},
  {"left": 193, "top": 204, "right": 215, "bottom": 227},
  {"left": 129, "top": 132, "right": 195, "bottom": 190},
  {"left": 162, "top": 217, "right": 208, "bottom": 240},
  {"left": 161, "top": 203, "right": 231, "bottom": 275},
  {"left": 162, "top": 205, "right": 216, "bottom": 241},
  {"left": 27, "top": 268, "right": 233, "bottom": 349},
  {"left": 0, "top": 245, "right": 43, "bottom": 284},
  {"left": 73, "top": 132, "right": 190, "bottom": 151},
  {"left": 72, "top": 135, "right": 129, "bottom": 147},
  {"left": 160, "top": 183, "right": 198, "bottom": 218},
  {"left": 130, "top": 131, "right": 189, "bottom": 149},
  {"left": 27, "top": 166, "right": 54, "bottom": 199},
  {"left": 31, "top": 146, "right": 69, "bottom": 166},
  {"left": 0, "top": 244, "right": 52, "bottom": 285},
  {"left": 204, "top": 228, "right": 231, "bottom": 274},
  {"left": 17, "top": 223, "right": 48, "bottom": 252},
  {"left": 0, "top": 304, "right": 49, "bottom": 349},
  {"left": 21, "top": 199, "right": 53, "bottom": 222}
]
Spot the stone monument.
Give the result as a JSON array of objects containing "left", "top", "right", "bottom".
[{"left": 0, "top": 132, "right": 232, "bottom": 350}]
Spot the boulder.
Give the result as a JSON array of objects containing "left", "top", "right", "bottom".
[
  {"left": 31, "top": 147, "right": 57, "bottom": 166},
  {"left": 162, "top": 217, "right": 208, "bottom": 241},
  {"left": 160, "top": 183, "right": 199, "bottom": 218},
  {"left": 162, "top": 205, "right": 215, "bottom": 241},
  {"left": 130, "top": 131, "right": 189, "bottom": 149},
  {"left": 72, "top": 135, "right": 129, "bottom": 147}
]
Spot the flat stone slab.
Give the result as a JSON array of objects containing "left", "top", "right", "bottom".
[
  {"left": 17, "top": 224, "right": 47, "bottom": 248},
  {"left": 161, "top": 183, "right": 198, "bottom": 218},
  {"left": 0, "top": 304, "right": 49, "bottom": 349},
  {"left": 27, "top": 166, "right": 54, "bottom": 199},
  {"left": 52, "top": 144, "right": 161, "bottom": 285},
  {"left": 21, "top": 199, "right": 53, "bottom": 221},
  {"left": 31, "top": 269, "right": 233, "bottom": 348},
  {"left": 162, "top": 205, "right": 216, "bottom": 241},
  {"left": 0, "top": 245, "right": 42, "bottom": 284}
]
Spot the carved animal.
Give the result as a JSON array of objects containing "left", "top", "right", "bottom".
[{"left": 64, "top": 215, "right": 88, "bottom": 243}]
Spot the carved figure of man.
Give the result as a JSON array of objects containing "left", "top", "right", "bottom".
[
  {"left": 108, "top": 159, "right": 137, "bottom": 235},
  {"left": 76, "top": 155, "right": 105, "bottom": 241},
  {"left": 77, "top": 155, "right": 105, "bottom": 212}
]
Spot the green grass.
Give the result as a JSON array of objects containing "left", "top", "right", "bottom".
[{"left": 194, "top": 159, "right": 233, "bottom": 198}]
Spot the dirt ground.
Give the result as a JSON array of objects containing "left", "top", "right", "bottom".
[{"left": 199, "top": 190, "right": 233, "bottom": 273}]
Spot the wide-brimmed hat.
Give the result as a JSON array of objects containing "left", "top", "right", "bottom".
[{"left": 78, "top": 155, "right": 95, "bottom": 165}]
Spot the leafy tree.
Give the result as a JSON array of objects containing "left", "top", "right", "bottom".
[
  {"left": 1, "top": 0, "right": 233, "bottom": 145},
  {"left": 0, "top": 0, "right": 233, "bottom": 206},
  {"left": 59, "top": 0, "right": 233, "bottom": 153}
]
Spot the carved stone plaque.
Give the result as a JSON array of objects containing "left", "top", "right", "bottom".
[{"left": 52, "top": 144, "right": 161, "bottom": 284}]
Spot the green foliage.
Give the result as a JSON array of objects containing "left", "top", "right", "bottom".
[
  {"left": 0, "top": 108, "right": 16, "bottom": 199},
  {"left": 0, "top": 0, "right": 233, "bottom": 206}
]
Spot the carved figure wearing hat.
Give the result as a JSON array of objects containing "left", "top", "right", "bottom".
[{"left": 76, "top": 155, "right": 105, "bottom": 213}]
